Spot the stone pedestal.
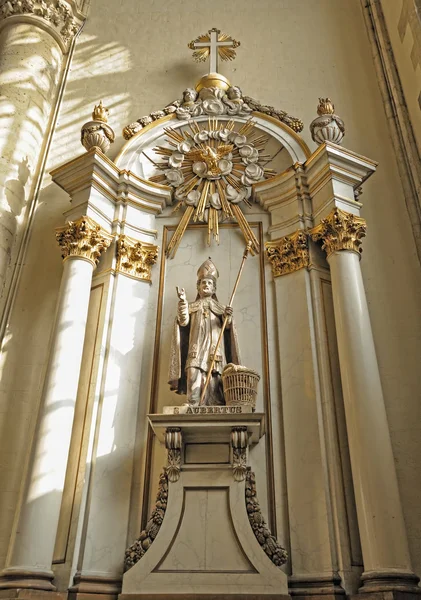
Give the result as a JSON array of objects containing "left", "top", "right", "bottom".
[{"left": 121, "top": 410, "right": 289, "bottom": 600}]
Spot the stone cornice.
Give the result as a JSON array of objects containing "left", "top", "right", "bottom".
[
  {"left": 116, "top": 235, "right": 158, "bottom": 282},
  {"left": 50, "top": 148, "right": 172, "bottom": 215},
  {"left": 56, "top": 215, "right": 113, "bottom": 267},
  {"left": 265, "top": 230, "right": 309, "bottom": 277},
  {"left": 309, "top": 207, "right": 367, "bottom": 258},
  {"left": 0, "top": 0, "right": 86, "bottom": 53}
]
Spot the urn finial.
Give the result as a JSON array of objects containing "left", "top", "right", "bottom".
[
  {"left": 310, "top": 97, "right": 345, "bottom": 145},
  {"left": 81, "top": 101, "right": 115, "bottom": 154}
]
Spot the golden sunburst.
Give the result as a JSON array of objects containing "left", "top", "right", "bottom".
[{"left": 148, "top": 117, "right": 275, "bottom": 258}]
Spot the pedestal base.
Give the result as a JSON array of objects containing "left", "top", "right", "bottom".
[
  {"left": 289, "top": 574, "right": 346, "bottom": 600},
  {"left": 68, "top": 575, "right": 122, "bottom": 600},
  {"left": 121, "top": 413, "right": 288, "bottom": 598},
  {"left": 0, "top": 591, "right": 65, "bottom": 600}
]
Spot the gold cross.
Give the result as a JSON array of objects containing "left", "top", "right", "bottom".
[{"left": 188, "top": 28, "right": 240, "bottom": 74}]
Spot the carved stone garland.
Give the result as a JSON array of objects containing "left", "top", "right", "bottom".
[
  {"left": 0, "top": 0, "right": 83, "bottom": 47},
  {"left": 265, "top": 230, "right": 309, "bottom": 277},
  {"left": 123, "top": 85, "right": 303, "bottom": 140},
  {"left": 116, "top": 235, "right": 159, "bottom": 282},
  {"left": 309, "top": 207, "right": 367, "bottom": 257},
  {"left": 55, "top": 216, "right": 113, "bottom": 267},
  {"left": 124, "top": 471, "right": 169, "bottom": 571},
  {"left": 245, "top": 469, "right": 288, "bottom": 567}
]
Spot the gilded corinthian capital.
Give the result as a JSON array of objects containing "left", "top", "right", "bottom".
[
  {"left": 265, "top": 230, "right": 309, "bottom": 277},
  {"left": 309, "top": 208, "right": 367, "bottom": 258},
  {"left": 56, "top": 216, "right": 113, "bottom": 267},
  {"left": 116, "top": 235, "right": 159, "bottom": 282}
]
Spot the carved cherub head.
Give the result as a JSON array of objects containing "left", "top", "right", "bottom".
[
  {"left": 227, "top": 86, "right": 242, "bottom": 101},
  {"left": 182, "top": 88, "right": 198, "bottom": 105}
]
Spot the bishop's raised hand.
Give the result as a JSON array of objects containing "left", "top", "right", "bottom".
[{"left": 176, "top": 286, "right": 187, "bottom": 302}]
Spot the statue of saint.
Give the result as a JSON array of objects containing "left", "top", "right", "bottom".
[{"left": 168, "top": 258, "right": 241, "bottom": 406}]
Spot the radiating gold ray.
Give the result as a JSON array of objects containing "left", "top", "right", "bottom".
[{"left": 166, "top": 206, "right": 195, "bottom": 258}]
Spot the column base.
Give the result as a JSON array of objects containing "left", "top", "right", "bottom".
[
  {"left": 68, "top": 575, "right": 122, "bottom": 600},
  {"left": 289, "top": 575, "right": 346, "bottom": 600},
  {"left": 0, "top": 591, "right": 65, "bottom": 600},
  {"left": 0, "top": 570, "right": 56, "bottom": 592},
  {"left": 359, "top": 572, "right": 421, "bottom": 594},
  {"left": 119, "top": 595, "right": 290, "bottom": 600}
]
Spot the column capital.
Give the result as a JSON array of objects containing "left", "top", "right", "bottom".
[
  {"left": 309, "top": 207, "right": 367, "bottom": 258},
  {"left": 265, "top": 229, "right": 309, "bottom": 277},
  {"left": 56, "top": 216, "right": 113, "bottom": 267},
  {"left": 116, "top": 235, "right": 159, "bottom": 282},
  {"left": 0, "top": 0, "right": 86, "bottom": 53}
]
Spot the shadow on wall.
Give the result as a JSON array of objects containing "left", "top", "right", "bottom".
[{"left": 47, "top": 34, "right": 133, "bottom": 168}]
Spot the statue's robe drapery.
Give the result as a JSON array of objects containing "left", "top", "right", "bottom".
[{"left": 168, "top": 296, "right": 241, "bottom": 396}]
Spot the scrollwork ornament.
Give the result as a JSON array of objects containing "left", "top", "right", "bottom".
[
  {"left": 0, "top": 0, "right": 84, "bottom": 48},
  {"left": 55, "top": 216, "right": 113, "bottom": 267},
  {"left": 265, "top": 230, "right": 309, "bottom": 277},
  {"left": 231, "top": 426, "right": 248, "bottom": 482},
  {"left": 116, "top": 235, "right": 158, "bottom": 282},
  {"left": 124, "top": 471, "right": 168, "bottom": 571},
  {"left": 245, "top": 469, "right": 288, "bottom": 567},
  {"left": 165, "top": 427, "right": 182, "bottom": 483},
  {"left": 309, "top": 208, "right": 367, "bottom": 258}
]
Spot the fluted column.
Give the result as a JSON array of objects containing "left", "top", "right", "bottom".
[
  {"left": 0, "top": 216, "right": 112, "bottom": 592},
  {"left": 311, "top": 208, "right": 420, "bottom": 594},
  {"left": 0, "top": 1, "right": 85, "bottom": 326}
]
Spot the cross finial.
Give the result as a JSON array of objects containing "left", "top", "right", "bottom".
[{"left": 188, "top": 28, "right": 240, "bottom": 74}]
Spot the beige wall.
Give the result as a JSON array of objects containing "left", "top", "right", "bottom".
[
  {"left": 1, "top": 0, "right": 421, "bottom": 581},
  {"left": 381, "top": 0, "right": 421, "bottom": 155}
]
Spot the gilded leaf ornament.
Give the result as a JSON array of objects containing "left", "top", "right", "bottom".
[
  {"left": 148, "top": 117, "right": 276, "bottom": 257},
  {"left": 55, "top": 216, "right": 113, "bottom": 267},
  {"left": 116, "top": 235, "right": 158, "bottom": 282},
  {"left": 265, "top": 230, "right": 310, "bottom": 277},
  {"left": 309, "top": 208, "right": 367, "bottom": 257}
]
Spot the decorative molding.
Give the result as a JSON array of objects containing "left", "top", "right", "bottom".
[
  {"left": 116, "top": 235, "right": 158, "bottom": 282},
  {"left": 124, "top": 471, "right": 169, "bottom": 571},
  {"left": 123, "top": 85, "right": 303, "bottom": 140},
  {"left": 361, "top": 0, "right": 421, "bottom": 265},
  {"left": 309, "top": 208, "right": 367, "bottom": 258},
  {"left": 165, "top": 427, "right": 182, "bottom": 483},
  {"left": 55, "top": 216, "right": 113, "bottom": 267},
  {"left": 0, "top": 0, "right": 85, "bottom": 49},
  {"left": 245, "top": 469, "right": 288, "bottom": 567},
  {"left": 265, "top": 230, "right": 309, "bottom": 277},
  {"left": 231, "top": 426, "right": 248, "bottom": 482}
]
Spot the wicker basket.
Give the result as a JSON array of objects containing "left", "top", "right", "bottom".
[{"left": 222, "top": 364, "right": 260, "bottom": 410}]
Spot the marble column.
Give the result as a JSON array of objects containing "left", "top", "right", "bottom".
[
  {"left": 0, "top": 216, "right": 112, "bottom": 592},
  {"left": 0, "top": 2, "right": 85, "bottom": 328},
  {"left": 69, "top": 236, "right": 159, "bottom": 600},
  {"left": 311, "top": 208, "right": 420, "bottom": 595}
]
